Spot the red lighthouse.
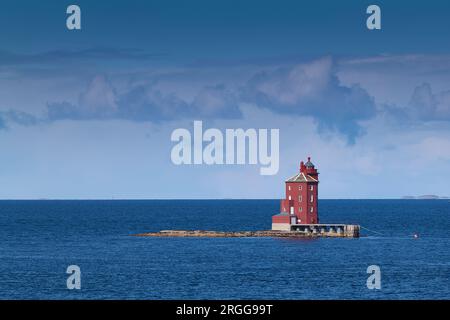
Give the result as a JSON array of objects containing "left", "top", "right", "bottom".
[{"left": 272, "top": 157, "right": 319, "bottom": 231}]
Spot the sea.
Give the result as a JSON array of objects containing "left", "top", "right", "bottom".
[{"left": 0, "top": 199, "right": 449, "bottom": 299}]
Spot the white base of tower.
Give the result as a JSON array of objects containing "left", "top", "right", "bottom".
[{"left": 271, "top": 223, "right": 291, "bottom": 231}]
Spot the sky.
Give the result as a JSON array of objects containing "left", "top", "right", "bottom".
[{"left": 1, "top": 0, "right": 450, "bottom": 199}]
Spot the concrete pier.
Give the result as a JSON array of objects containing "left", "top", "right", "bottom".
[{"left": 290, "top": 224, "right": 360, "bottom": 238}]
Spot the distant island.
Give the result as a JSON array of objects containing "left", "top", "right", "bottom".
[{"left": 402, "top": 195, "right": 450, "bottom": 200}]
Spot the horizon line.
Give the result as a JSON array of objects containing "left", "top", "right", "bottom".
[{"left": 0, "top": 197, "right": 447, "bottom": 201}]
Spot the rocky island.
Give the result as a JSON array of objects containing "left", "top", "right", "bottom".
[{"left": 135, "top": 225, "right": 360, "bottom": 238}]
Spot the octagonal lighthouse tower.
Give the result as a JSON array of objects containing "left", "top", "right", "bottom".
[{"left": 272, "top": 157, "right": 319, "bottom": 231}]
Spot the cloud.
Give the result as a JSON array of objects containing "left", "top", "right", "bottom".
[
  {"left": 415, "top": 137, "right": 450, "bottom": 161},
  {"left": 0, "top": 48, "right": 165, "bottom": 80},
  {"left": 44, "top": 58, "right": 377, "bottom": 145},
  {"left": 47, "top": 76, "right": 118, "bottom": 121},
  {"left": 0, "top": 48, "right": 163, "bottom": 67},
  {"left": 240, "top": 57, "right": 376, "bottom": 144},
  {"left": 341, "top": 54, "right": 450, "bottom": 76},
  {"left": 19, "top": 55, "right": 450, "bottom": 145},
  {"left": 0, "top": 115, "right": 6, "bottom": 130},
  {"left": 0, "top": 110, "right": 40, "bottom": 129},
  {"left": 191, "top": 85, "right": 241, "bottom": 119},
  {"left": 409, "top": 83, "right": 450, "bottom": 121},
  {"left": 116, "top": 85, "right": 190, "bottom": 121},
  {"left": 382, "top": 83, "right": 450, "bottom": 123},
  {"left": 46, "top": 76, "right": 241, "bottom": 122}
]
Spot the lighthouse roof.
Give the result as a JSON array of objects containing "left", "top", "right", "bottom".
[
  {"left": 286, "top": 172, "right": 318, "bottom": 183},
  {"left": 305, "top": 160, "right": 314, "bottom": 168},
  {"left": 305, "top": 157, "right": 314, "bottom": 168}
]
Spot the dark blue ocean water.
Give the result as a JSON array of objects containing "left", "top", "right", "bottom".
[{"left": 0, "top": 200, "right": 449, "bottom": 299}]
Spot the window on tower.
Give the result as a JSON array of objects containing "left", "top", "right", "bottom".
[
  {"left": 288, "top": 185, "right": 291, "bottom": 191},
  {"left": 299, "top": 186, "right": 302, "bottom": 191},
  {"left": 310, "top": 195, "right": 314, "bottom": 202},
  {"left": 310, "top": 185, "right": 314, "bottom": 191},
  {"left": 310, "top": 207, "right": 314, "bottom": 213},
  {"left": 299, "top": 207, "right": 302, "bottom": 212},
  {"left": 298, "top": 195, "right": 302, "bottom": 202}
]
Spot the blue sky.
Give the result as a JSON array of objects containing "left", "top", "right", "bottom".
[{"left": 1, "top": 0, "right": 450, "bottom": 199}]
